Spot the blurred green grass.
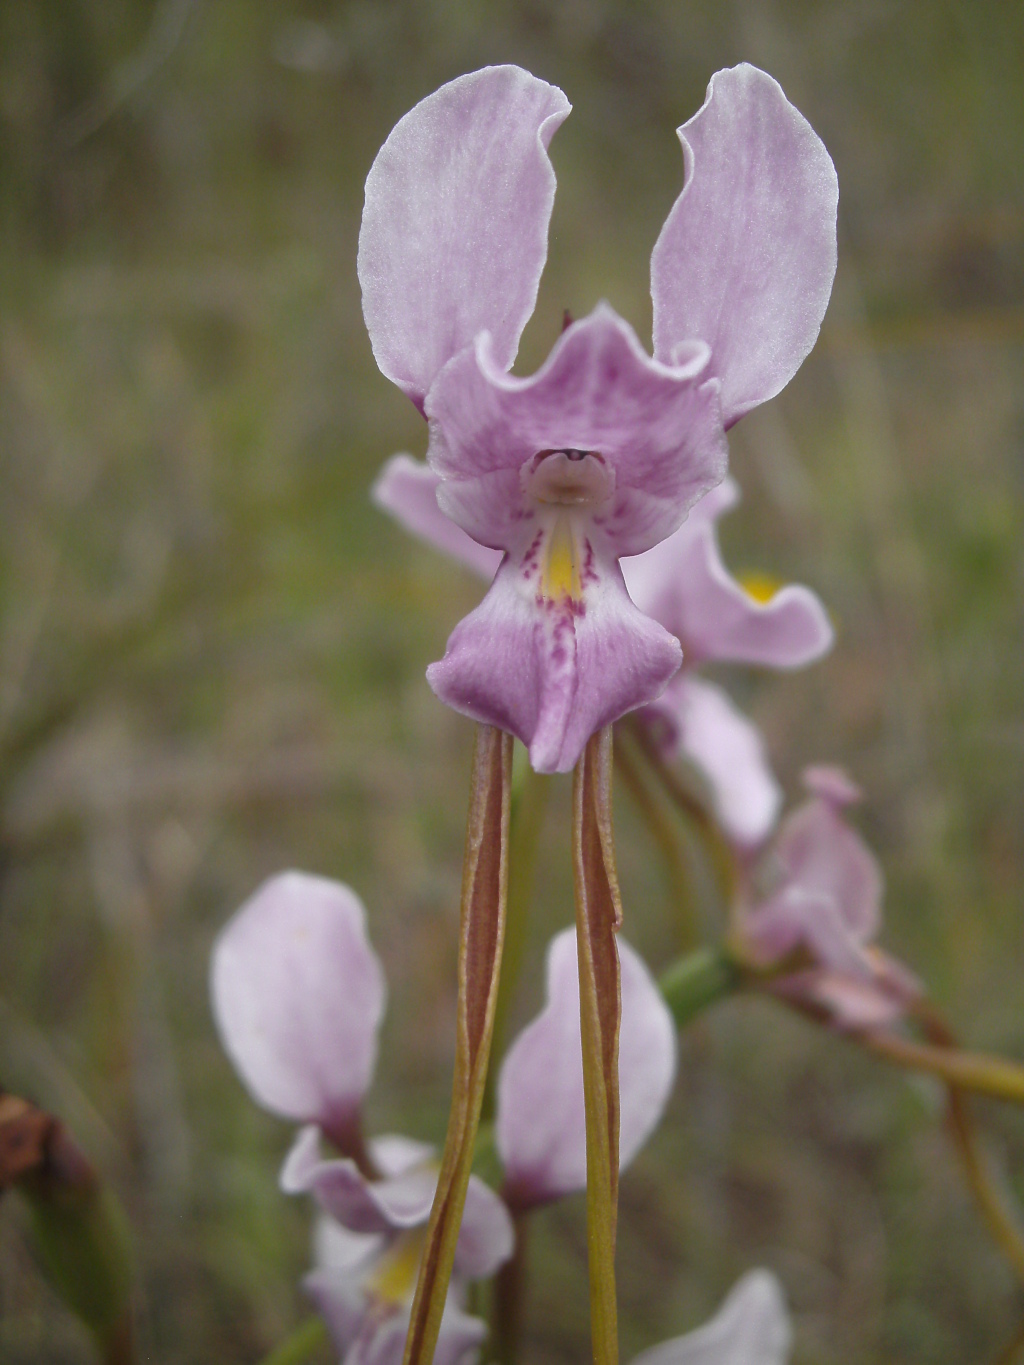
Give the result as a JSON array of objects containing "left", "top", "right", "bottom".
[{"left": 0, "top": 1, "right": 1022, "bottom": 1360}]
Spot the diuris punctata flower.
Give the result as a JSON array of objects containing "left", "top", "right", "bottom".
[{"left": 359, "top": 63, "right": 838, "bottom": 774}]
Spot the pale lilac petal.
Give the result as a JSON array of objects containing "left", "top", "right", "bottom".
[
  {"left": 775, "top": 965, "right": 915, "bottom": 1032},
  {"left": 427, "top": 305, "right": 726, "bottom": 558},
  {"left": 210, "top": 872, "right": 385, "bottom": 1133},
  {"left": 802, "top": 765, "right": 862, "bottom": 807},
  {"left": 772, "top": 799, "right": 882, "bottom": 943},
  {"left": 284, "top": 1129, "right": 513, "bottom": 1277},
  {"left": 623, "top": 489, "right": 833, "bottom": 669},
  {"left": 651, "top": 63, "right": 838, "bottom": 427},
  {"left": 427, "top": 553, "right": 682, "bottom": 774},
  {"left": 646, "top": 676, "right": 780, "bottom": 849},
  {"left": 305, "top": 1217, "right": 384, "bottom": 1353},
  {"left": 372, "top": 454, "right": 502, "bottom": 581},
  {"left": 453, "top": 1176, "right": 515, "bottom": 1279},
  {"left": 358, "top": 66, "right": 570, "bottom": 410},
  {"left": 744, "top": 888, "right": 873, "bottom": 979},
  {"left": 496, "top": 930, "right": 676, "bottom": 1207},
  {"left": 629, "top": 1269, "right": 791, "bottom": 1365},
  {"left": 281, "top": 1126, "right": 436, "bottom": 1234}
]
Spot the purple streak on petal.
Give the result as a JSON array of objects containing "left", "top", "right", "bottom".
[
  {"left": 802, "top": 764, "right": 862, "bottom": 807},
  {"left": 623, "top": 480, "right": 833, "bottom": 669},
  {"left": 359, "top": 66, "right": 571, "bottom": 411},
  {"left": 210, "top": 872, "right": 385, "bottom": 1132},
  {"left": 427, "top": 305, "right": 726, "bottom": 558},
  {"left": 372, "top": 455, "right": 503, "bottom": 580},
  {"left": 651, "top": 63, "right": 838, "bottom": 428},
  {"left": 771, "top": 795, "right": 883, "bottom": 944},
  {"left": 427, "top": 553, "right": 682, "bottom": 773},
  {"left": 496, "top": 929, "right": 676, "bottom": 1208},
  {"left": 647, "top": 676, "right": 780, "bottom": 848},
  {"left": 629, "top": 1269, "right": 791, "bottom": 1365}
]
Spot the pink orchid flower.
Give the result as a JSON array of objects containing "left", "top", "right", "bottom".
[
  {"left": 739, "top": 767, "right": 922, "bottom": 1029},
  {"left": 374, "top": 467, "right": 829, "bottom": 849},
  {"left": 361, "top": 63, "right": 837, "bottom": 774},
  {"left": 210, "top": 873, "right": 677, "bottom": 1360}
]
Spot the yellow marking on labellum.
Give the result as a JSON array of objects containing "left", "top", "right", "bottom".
[
  {"left": 370, "top": 1227, "right": 428, "bottom": 1306},
  {"left": 738, "top": 570, "right": 783, "bottom": 605},
  {"left": 542, "top": 512, "right": 583, "bottom": 601}
]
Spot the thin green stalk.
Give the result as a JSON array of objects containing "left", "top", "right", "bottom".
[
  {"left": 613, "top": 731, "right": 702, "bottom": 951},
  {"left": 659, "top": 947, "right": 741, "bottom": 1029},
  {"left": 256, "top": 1317, "right": 329, "bottom": 1365}
]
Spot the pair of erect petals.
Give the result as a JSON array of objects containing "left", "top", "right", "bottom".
[
  {"left": 210, "top": 871, "right": 676, "bottom": 1216},
  {"left": 360, "top": 63, "right": 838, "bottom": 773}
]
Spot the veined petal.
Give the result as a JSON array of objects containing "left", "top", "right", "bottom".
[
  {"left": 495, "top": 930, "right": 676, "bottom": 1208},
  {"left": 645, "top": 676, "right": 780, "bottom": 849},
  {"left": 427, "top": 304, "right": 726, "bottom": 558},
  {"left": 629, "top": 1269, "right": 791, "bottom": 1365},
  {"left": 427, "top": 553, "right": 682, "bottom": 774},
  {"left": 372, "top": 454, "right": 502, "bottom": 580},
  {"left": 651, "top": 64, "right": 838, "bottom": 428},
  {"left": 623, "top": 479, "right": 833, "bottom": 668},
  {"left": 210, "top": 872, "right": 385, "bottom": 1134},
  {"left": 358, "top": 66, "right": 570, "bottom": 411}
]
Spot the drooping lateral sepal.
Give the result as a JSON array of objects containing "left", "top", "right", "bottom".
[
  {"left": 402, "top": 725, "right": 514, "bottom": 1365},
  {"left": 572, "top": 726, "right": 623, "bottom": 1365}
]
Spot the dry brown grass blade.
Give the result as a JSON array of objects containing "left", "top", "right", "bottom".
[
  {"left": 402, "top": 725, "right": 513, "bottom": 1365},
  {"left": 573, "top": 726, "right": 622, "bottom": 1365}
]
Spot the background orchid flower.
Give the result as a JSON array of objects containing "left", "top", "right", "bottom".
[
  {"left": 303, "top": 1210, "right": 488, "bottom": 1365},
  {"left": 629, "top": 1270, "right": 791, "bottom": 1365},
  {"left": 210, "top": 871, "right": 514, "bottom": 1290},
  {"left": 738, "top": 767, "right": 922, "bottom": 1029},
  {"left": 360, "top": 63, "right": 837, "bottom": 774},
  {"left": 496, "top": 929, "right": 677, "bottom": 1210}
]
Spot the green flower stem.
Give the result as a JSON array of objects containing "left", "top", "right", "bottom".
[
  {"left": 256, "top": 1317, "right": 328, "bottom": 1365},
  {"left": 624, "top": 716, "right": 739, "bottom": 917},
  {"left": 612, "top": 730, "right": 702, "bottom": 951},
  {"left": 659, "top": 946, "right": 741, "bottom": 1030}
]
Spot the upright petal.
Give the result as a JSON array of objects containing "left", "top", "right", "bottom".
[
  {"left": 646, "top": 676, "right": 781, "bottom": 849},
  {"left": 651, "top": 64, "right": 838, "bottom": 427},
  {"left": 210, "top": 872, "right": 386, "bottom": 1135},
  {"left": 629, "top": 1269, "right": 791, "bottom": 1365},
  {"left": 496, "top": 930, "right": 676, "bottom": 1208},
  {"left": 427, "top": 553, "right": 682, "bottom": 774},
  {"left": 372, "top": 455, "right": 503, "bottom": 580},
  {"left": 358, "top": 66, "right": 570, "bottom": 411},
  {"left": 622, "top": 480, "right": 833, "bottom": 669}
]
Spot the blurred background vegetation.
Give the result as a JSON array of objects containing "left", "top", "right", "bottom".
[{"left": 0, "top": 1, "right": 1022, "bottom": 1361}]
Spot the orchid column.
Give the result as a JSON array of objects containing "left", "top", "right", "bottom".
[{"left": 358, "top": 62, "right": 837, "bottom": 1365}]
